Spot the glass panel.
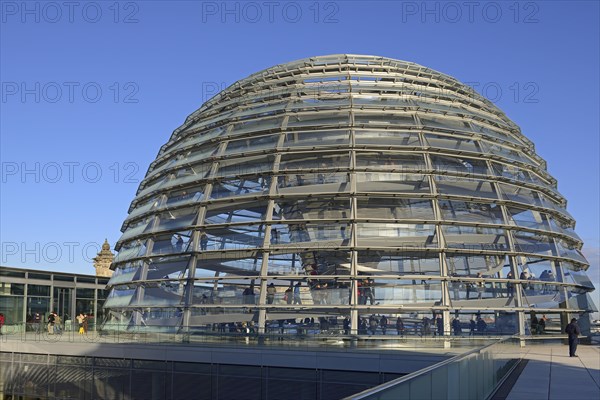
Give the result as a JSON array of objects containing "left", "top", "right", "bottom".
[
  {"left": 287, "top": 111, "right": 349, "bottom": 128},
  {"left": 498, "top": 182, "right": 544, "bottom": 207},
  {"left": 355, "top": 130, "right": 420, "bottom": 146},
  {"left": 431, "top": 155, "right": 489, "bottom": 176},
  {"left": 486, "top": 142, "right": 537, "bottom": 166},
  {"left": 137, "top": 308, "right": 183, "bottom": 329},
  {"left": 103, "top": 285, "right": 135, "bottom": 308},
  {"left": 223, "top": 134, "right": 278, "bottom": 155},
  {"left": 507, "top": 206, "right": 550, "bottom": 230},
  {"left": 268, "top": 222, "right": 350, "bottom": 244},
  {"left": 449, "top": 279, "right": 515, "bottom": 303},
  {"left": 210, "top": 177, "right": 269, "bottom": 199},
  {"left": 420, "top": 115, "right": 471, "bottom": 131},
  {"left": 0, "top": 269, "right": 25, "bottom": 278},
  {"left": 165, "top": 187, "right": 204, "bottom": 207},
  {"left": 525, "top": 312, "right": 564, "bottom": 335},
  {"left": 119, "top": 217, "right": 154, "bottom": 242},
  {"left": 519, "top": 284, "right": 565, "bottom": 309},
  {"left": 164, "top": 165, "right": 212, "bottom": 188},
  {"left": 562, "top": 268, "right": 595, "bottom": 290},
  {"left": 307, "top": 280, "right": 352, "bottom": 306},
  {"left": 0, "top": 295, "right": 24, "bottom": 326},
  {"left": 28, "top": 285, "right": 50, "bottom": 297},
  {"left": 555, "top": 239, "right": 587, "bottom": 264},
  {"left": 491, "top": 162, "right": 554, "bottom": 189},
  {"left": 283, "top": 130, "right": 349, "bottom": 148},
  {"left": 279, "top": 152, "right": 349, "bottom": 171},
  {"left": 512, "top": 231, "right": 557, "bottom": 256},
  {"left": 29, "top": 273, "right": 51, "bottom": 280},
  {"left": 76, "top": 288, "right": 95, "bottom": 298},
  {"left": 201, "top": 225, "right": 265, "bottom": 251},
  {"left": 516, "top": 257, "right": 552, "bottom": 278},
  {"left": 274, "top": 197, "right": 351, "bottom": 221},
  {"left": 355, "top": 152, "right": 426, "bottom": 171},
  {"left": 126, "top": 197, "right": 161, "bottom": 221},
  {"left": 215, "top": 155, "right": 274, "bottom": 178},
  {"left": 435, "top": 176, "right": 498, "bottom": 199},
  {"left": 145, "top": 256, "right": 190, "bottom": 280},
  {"left": 446, "top": 254, "right": 509, "bottom": 277},
  {"left": 353, "top": 95, "right": 413, "bottom": 108},
  {"left": 154, "top": 207, "right": 198, "bottom": 231},
  {"left": 108, "top": 262, "right": 141, "bottom": 286},
  {"left": 230, "top": 116, "right": 282, "bottom": 136},
  {"left": 357, "top": 198, "right": 434, "bottom": 220},
  {"left": 27, "top": 296, "right": 50, "bottom": 320},
  {"left": 205, "top": 200, "right": 270, "bottom": 225},
  {"left": 136, "top": 175, "right": 171, "bottom": 199},
  {"left": 129, "top": 283, "right": 185, "bottom": 307},
  {"left": 356, "top": 173, "right": 430, "bottom": 194},
  {"left": 0, "top": 282, "right": 25, "bottom": 295},
  {"left": 443, "top": 225, "right": 508, "bottom": 251},
  {"left": 424, "top": 133, "right": 481, "bottom": 153},
  {"left": 440, "top": 200, "right": 504, "bottom": 224},
  {"left": 265, "top": 252, "right": 304, "bottom": 276},
  {"left": 354, "top": 112, "right": 416, "bottom": 127},
  {"left": 188, "top": 280, "right": 263, "bottom": 308},
  {"left": 195, "top": 255, "right": 263, "bottom": 277},
  {"left": 548, "top": 217, "right": 581, "bottom": 241},
  {"left": 168, "top": 125, "right": 227, "bottom": 153},
  {"left": 356, "top": 223, "right": 438, "bottom": 248},
  {"left": 150, "top": 233, "right": 193, "bottom": 255},
  {"left": 113, "top": 241, "right": 147, "bottom": 263},
  {"left": 275, "top": 172, "right": 349, "bottom": 191},
  {"left": 471, "top": 123, "right": 524, "bottom": 146},
  {"left": 288, "top": 96, "right": 348, "bottom": 110},
  {"left": 358, "top": 250, "right": 440, "bottom": 275},
  {"left": 360, "top": 279, "right": 442, "bottom": 306},
  {"left": 153, "top": 143, "right": 219, "bottom": 176}
]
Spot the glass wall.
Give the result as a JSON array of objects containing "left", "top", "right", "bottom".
[
  {"left": 104, "top": 55, "right": 595, "bottom": 336},
  {"left": 0, "top": 267, "right": 109, "bottom": 332}
]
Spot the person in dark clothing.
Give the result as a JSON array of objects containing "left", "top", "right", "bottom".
[
  {"left": 476, "top": 316, "right": 487, "bottom": 334},
  {"left": 358, "top": 318, "right": 368, "bottom": 335},
  {"left": 175, "top": 235, "right": 184, "bottom": 252},
  {"left": 266, "top": 283, "right": 276, "bottom": 304},
  {"left": 530, "top": 314, "right": 539, "bottom": 335},
  {"left": 436, "top": 315, "right": 444, "bottom": 336},
  {"left": 506, "top": 270, "right": 515, "bottom": 297},
  {"left": 200, "top": 232, "right": 209, "bottom": 250},
  {"left": 380, "top": 315, "right": 388, "bottom": 335},
  {"left": 469, "top": 318, "right": 476, "bottom": 336},
  {"left": 343, "top": 317, "right": 350, "bottom": 335},
  {"left": 396, "top": 317, "right": 405, "bottom": 336},
  {"left": 452, "top": 317, "right": 462, "bottom": 336},
  {"left": 565, "top": 318, "right": 581, "bottom": 357},
  {"left": 538, "top": 316, "right": 546, "bottom": 334},
  {"left": 368, "top": 315, "right": 378, "bottom": 335}
]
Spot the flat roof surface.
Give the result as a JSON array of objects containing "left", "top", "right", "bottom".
[{"left": 506, "top": 342, "right": 600, "bottom": 400}]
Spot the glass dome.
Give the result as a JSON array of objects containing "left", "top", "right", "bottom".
[{"left": 103, "top": 54, "right": 595, "bottom": 336}]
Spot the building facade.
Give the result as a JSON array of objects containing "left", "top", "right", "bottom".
[
  {"left": 102, "top": 55, "right": 596, "bottom": 335},
  {"left": 0, "top": 266, "right": 110, "bottom": 332}
]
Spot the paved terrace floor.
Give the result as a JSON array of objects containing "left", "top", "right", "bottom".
[{"left": 506, "top": 343, "right": 600, "bottom": 400}]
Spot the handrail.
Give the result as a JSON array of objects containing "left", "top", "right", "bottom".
[{"left": 347, "top": 336, "right": 518, "bottom": 400}]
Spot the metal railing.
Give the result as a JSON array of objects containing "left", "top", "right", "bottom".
[
  {"left": 1, "top": 322, "right": 509, "bottom": 352},
  {"left": 346, "top": 336, "right": 523, "bottom": 400}
]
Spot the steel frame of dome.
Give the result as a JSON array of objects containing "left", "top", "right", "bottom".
[{"left": 103, "top": 54, "right": 595, "bottom": 336}]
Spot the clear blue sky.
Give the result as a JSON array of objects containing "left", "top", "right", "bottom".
[{"left": 1, "top": 1, "right": 598, "bottom": 308}]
